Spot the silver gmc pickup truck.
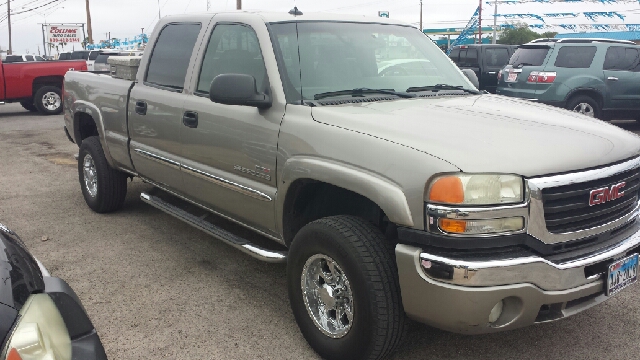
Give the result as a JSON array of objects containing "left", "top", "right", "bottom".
[{"left": 63, "top": 10, "right": 640, "bottom": 360}]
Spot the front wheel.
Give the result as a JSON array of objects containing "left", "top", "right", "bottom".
[
  {"left": 34, "top": 85, "right": 63, "bottom": 115},
  {"left": 566, "top": 95, "right": 601, "bottom": 119},
  {"left": 78, "top": 136, "right": 128, "bottom": 213},
  {"left": 288, "top": 216, "right": 406, "bottom": 360}
]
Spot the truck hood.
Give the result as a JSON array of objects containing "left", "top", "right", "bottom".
[{"left": 310, "top": 94, "right": 640, "bottom": 177}]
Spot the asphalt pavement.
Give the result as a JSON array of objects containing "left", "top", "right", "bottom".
[{"left": 2, "top": 102, "right": 640, "bottom": 359}]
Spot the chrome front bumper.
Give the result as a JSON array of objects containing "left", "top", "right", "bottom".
[{"left": 396, "top": 219, "right": 640, "bottom": 334}]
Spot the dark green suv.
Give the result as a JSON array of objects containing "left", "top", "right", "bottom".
[{"left": 497, "top": 38, "right": 640, "bottom": 120}]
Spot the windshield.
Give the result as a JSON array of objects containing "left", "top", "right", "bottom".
[{"left": 269, "top": 22, "right": 473, "bottom": 102}]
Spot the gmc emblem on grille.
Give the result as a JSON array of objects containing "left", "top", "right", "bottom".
[{"left": 589, "top": 182, "right": 626, "bottom": 206}]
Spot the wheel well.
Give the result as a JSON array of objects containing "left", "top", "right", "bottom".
[
  {"left": 566, "top": 89, "right": 603, "bottom": 110},
  {"left": 74, "top": 112, "right": 99, "bottom": 145},
  {"left": 282, "top": 179, "right": 390, "bottom": 246},
  {"left": 32, "top": 76, "right": 63, "bottom": 96}
]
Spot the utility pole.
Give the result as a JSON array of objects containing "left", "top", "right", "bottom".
[
  {"left": 236, "top": 0, "right": 241, "bottom": 10},
  {"left": 85, "top": 0, "right": 93, "bottom": 43},
  {"left": 419, "top": 0, "right": 423, "bottom": 32},
  {"left": 477, "top": 0, "right": 482, "bottom": 44},
  {"left": 7, "top": 0, "right": 12, "bottom": 55},
  {"left": 492, "top": 0, "right": 498, "bottom": 44}
]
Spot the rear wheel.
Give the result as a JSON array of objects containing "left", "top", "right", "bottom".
[
  {"left": 287, "top": 216, "right": 406, "bottom": 360},
  {"left": 78, "top": 136, "right": 128, "bottom": 213},
  {"left": 34, "top": 85, "right": 63, "bottom": 115},
  {"left": 20, "top": 100, "right": 37, "bottom": 112},
  {"left": 566, "top": 95, "right": 600, "bottom": 119}
]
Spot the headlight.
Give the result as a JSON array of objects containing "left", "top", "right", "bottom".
[
  {"left": 427, "top": 174, "right": 523, "bottom": 205},
  {"left": 2, "top": 294, "right": 71, "bottom": 360}
]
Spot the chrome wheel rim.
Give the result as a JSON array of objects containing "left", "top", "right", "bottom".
[
  {"left": 301, "top": 254, "right": 354, "bottom": 338},
  {"left": 42, "top": 92, "right": 61, "bottom": 111},
  {"left": 572, "top": 102, "right": 595, "bottom": 117},
  {"left": 83, "top": 154, "right": 98, "bottom": 197}
]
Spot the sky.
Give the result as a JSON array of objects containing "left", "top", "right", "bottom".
[{"left": 1, "top": 0, "right": 639, "bottom": 55}]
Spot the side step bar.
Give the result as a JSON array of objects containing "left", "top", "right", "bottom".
[{"left": 141, "top": 192, "right": 287, "bottom": 263}]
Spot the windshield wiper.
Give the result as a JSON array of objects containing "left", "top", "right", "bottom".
[
  {"left": 313, "top": 88, "right": 416, "bottom": 100},
  {"left": 406, "top": 84, "right": 480, "bottom": 94}
]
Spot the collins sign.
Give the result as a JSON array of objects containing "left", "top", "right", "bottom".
[{"left": 46, "top": 25, "right": 83, "bottom": 44}]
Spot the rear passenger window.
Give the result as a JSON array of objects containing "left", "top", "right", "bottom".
[
  {"left": 25, "top": 55, "right": 34, "bottom": 61},
  {"left": 554, "top": 46, "right": 597, "bottom": 68},
  {"left": 604, "top": 46, "right": 640, "bottom": 72},
  {"left": 509, "top": 46, "right": 549, "bottom": 67},
  {"left": 146, "top": 23, "right": 202, "bottom": 90},
  {"left": 197, "top": 24, "right": 266, "bottom": 94},
  {"left": 465, "top": 49, "right": 478, "bottom": 65},
  {"left": 448, "top": 48, "right": 460, "bottom": 62},
  {"left": 485, "top": 48, "right": 510, "bottom": 66}
]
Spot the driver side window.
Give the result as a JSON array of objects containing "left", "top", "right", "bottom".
[{"left": 197, "top": 24, "right": 267, "bottom": 94}]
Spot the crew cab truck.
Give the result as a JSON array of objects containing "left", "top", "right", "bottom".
[
  {"left": 0, "top": 57, "right": 87, "bottom": 114},
  {"left": 64, "top": 11, "right": 640, "bottom": 360}
]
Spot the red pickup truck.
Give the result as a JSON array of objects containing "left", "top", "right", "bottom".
[{"left": 0, "top": 59, "right": 87, "bottom": 115}]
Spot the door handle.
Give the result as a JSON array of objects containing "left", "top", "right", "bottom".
[
  {"left": 183, "top": 111, "right": 198, "bottom": 128},
  {"left": 135, "top": 101, "right": 147, "bottom": 115},
  {"left": 607, "top": 76, "right": 619, "bottom": 81}
]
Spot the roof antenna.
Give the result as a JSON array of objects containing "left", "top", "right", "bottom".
[{"left": 289, "top": 6, "right": 302, "bottom": 16}]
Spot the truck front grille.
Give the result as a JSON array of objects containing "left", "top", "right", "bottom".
[{"left": 542, "top": 168, "right": 640, "bottom": 233}]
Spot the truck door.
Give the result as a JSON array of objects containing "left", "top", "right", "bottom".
[
  {"left": 128, "top": 22, "right": 203, "bottom": 192},
  {"left": 180, "top": 20, "right": 282, "bottom": 234},
  {"left": 482, "top": 47, "right": 511, "bottom": 93},
  {"left": 602, "top": 46, "right": 640, "bottom": 112}
]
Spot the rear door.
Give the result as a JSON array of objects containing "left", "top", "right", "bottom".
[
  {"left": 603, "top": 46, "right": 640, "bottom": 111},
  {"left": 481, "top": 46, "right": 511, "bottom": 92},
  {"left": 497, "top": 44, "right": 551, "bottom": 99},
  {"left": 128, "top": 22, "right": 204, "bottom": 191}
]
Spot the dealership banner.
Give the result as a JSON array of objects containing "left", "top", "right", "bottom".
[{"left": 46, "top": 25, "right": 83, "bottom": 44}]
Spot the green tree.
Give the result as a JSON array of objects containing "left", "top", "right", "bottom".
[
  {"left": 540, "top": 31, "right": 558, "bottom": 39},
  {"left": 497, "top": 26, "right": 541, "bottom": 45}
]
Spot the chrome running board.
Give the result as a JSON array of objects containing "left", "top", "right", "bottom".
[{"left": 140, "top": 192, "right": 287, "bottom": 263}]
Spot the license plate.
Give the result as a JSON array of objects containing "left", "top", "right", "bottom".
[
  {"left": 506, "top": 72, "right": 518, "bottom": 82},
  {"left": 606, "top": 253, "right": 639, "bottom": 296}
]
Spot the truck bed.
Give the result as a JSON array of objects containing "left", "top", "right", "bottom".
[{"left": 64, "top": 71, "right": 136, "bottom": 172}]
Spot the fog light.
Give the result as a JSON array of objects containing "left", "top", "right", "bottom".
[{"left": 489, "top": 300, "right": 504, "bottom": 323}]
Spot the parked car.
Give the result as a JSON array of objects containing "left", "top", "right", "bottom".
[
  {"left": 92, "top": 51, "right": 120, "bottom": 72},
  {"left": 448, "top": 44, "right": 517, "bottom": 92},
  {"left": 0, "top": 222, "right": 107, "bottom": 360},
  {"left": 87, "top": 50, "right": 103, "bottom": 71},
  {"left": 497, "top": 38, "right": 640, "bottom": 120},
  {"left": 3, "top": 54, "right": 46, "bottom": 63},
  {"left": 0, "top": 57, "right": 87, "bottom": 114},
  {"left": 64, "top": 11, "right": 640, "bottom": 360},
  {"left": 70, "top": 51, "right": 91, "bottom": 60},
  {"left": 58, "top": 52, "right": 72, "bottom": 60}
]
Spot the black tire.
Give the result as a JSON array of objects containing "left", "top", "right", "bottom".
[
  {"left": 566, "top": 95, "right": 601, "bottom": 119},
  {"left": 33, "top": 85, "right": 63, "bottom": 115},
  {"left": 20, "top": 100, "right": 38, "bottom": 112},
  {"left": 78, "top": 136, "right": 128, "bottom": 213},
  {"left": 288, "top": 216, "right": 406, "bottom": 360}
]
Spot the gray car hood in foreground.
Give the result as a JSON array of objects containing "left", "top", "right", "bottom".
[{"left": 311, "top": 94, "right": 640, "bottom": 177}]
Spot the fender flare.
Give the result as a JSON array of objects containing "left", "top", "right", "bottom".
[
  {"left": 276, "top": 156, "right": 414, "bottom": 233},
  {"left": 72, "top": 100, "right": 117, "bottom": 168}
]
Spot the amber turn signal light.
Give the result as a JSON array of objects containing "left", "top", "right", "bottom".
[
  {"left": 429, "top": 176, "right": 464, "bottom": 204},
  {"left": 438, "top": 218, "right": 467, "bottom": 233}
]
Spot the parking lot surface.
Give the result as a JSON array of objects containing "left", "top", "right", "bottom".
[{"left": 3, "top": 102, "right": 640, "bottom": 359}]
